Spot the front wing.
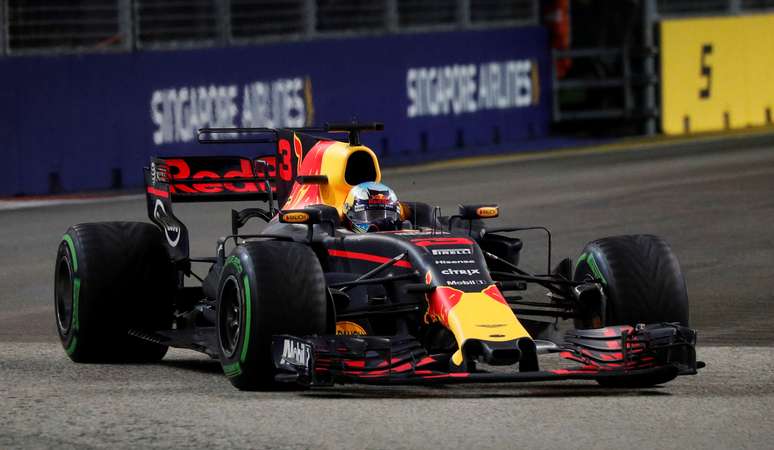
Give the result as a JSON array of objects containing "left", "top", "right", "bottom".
[{"left": 271, "top": 323, "right": 702, "bottom": 387}]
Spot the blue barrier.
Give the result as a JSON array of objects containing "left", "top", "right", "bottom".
[{"left": 0, "top": 27, "right": 551, "bottom": 196}]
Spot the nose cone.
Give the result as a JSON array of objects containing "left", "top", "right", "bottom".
[{"left": 425, "top": 284, "right": 531, "bottom": 367}]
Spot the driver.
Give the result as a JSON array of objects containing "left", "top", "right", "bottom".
[{"left": 343, "top": 182, "right": 403, "bottom": 232}]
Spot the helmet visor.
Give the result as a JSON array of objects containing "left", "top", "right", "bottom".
[{"left": 348, "top": 208, "right": 400, "bottom": 225}]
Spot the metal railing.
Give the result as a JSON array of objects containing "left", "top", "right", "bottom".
[
  {"left": 397, "top": 0, "right": 457, "bottom": 28},
  {"left": 656, "top": 0, "right": 774, "bottom": 17},
  {"left": 5, "top": 0, "right": 124, "bottom": 53},
  {"left": 551, "top": 47, "right": 658, "bottom": 123},
  {"left": 0, "top": 0, "right": 539, "bottom": 56},
  {"left": 470, "top": 0, "right": 536, "bottom": 25},
  {"left": 230, "top": 0, "right": 307, "bottom": 41},
  {"left": 135, "top": 0, "right": 220, "bottom": 48}
]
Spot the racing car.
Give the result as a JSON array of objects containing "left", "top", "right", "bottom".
[{"left": 54, "top": 122, "right": 702, "bottom": 390}]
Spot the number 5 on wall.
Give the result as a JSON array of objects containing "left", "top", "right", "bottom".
[{"left": 699, "top": 43, "right": 713, "bottom": 99}]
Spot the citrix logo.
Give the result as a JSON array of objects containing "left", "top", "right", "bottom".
[{"left": 441, "top": 268, "right": 480, "bottom": 276}]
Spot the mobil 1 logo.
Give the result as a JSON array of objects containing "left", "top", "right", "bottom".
[{"left": 431, "top": 248, "right": 488, "bottom": 287}]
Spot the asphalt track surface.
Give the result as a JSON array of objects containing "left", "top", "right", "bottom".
[{"left": 2, "top": 138, "right": 774, "bottom": 448}]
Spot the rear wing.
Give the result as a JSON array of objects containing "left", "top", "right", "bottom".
[{"left": 145, "top": 155, "right": 275, "bottom": 203}]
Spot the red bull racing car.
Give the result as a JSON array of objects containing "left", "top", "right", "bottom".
[{"left": 54, "top": 123, "right": 702, "bottom": 390}]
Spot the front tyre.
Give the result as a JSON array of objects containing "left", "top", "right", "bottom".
[
  {"left": 574, "top": 234, "right": 689, "bottom": 328},
  {"left": 216, "top": 240, "right": 327, "bottom": 390}
]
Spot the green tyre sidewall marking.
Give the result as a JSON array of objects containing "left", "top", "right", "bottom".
[
  {"left": 576, "top": 252, "right": 588, "bottom": 272},
  {"left": 223, "top": 362, "right": 241, "bottom": 377},
  {"left": 577, "top": 251, "right": 607, "bottom": 285},
  {"left": 586, "top": 253, "right": 607, "bottom": 285},
  {"left": 221, "top": 254, "right": 252, "bottom": 378},
  {"left": 225, "top": 255, "right": 242, "bottom": 274},
  {"left": 240, "top": 274, "right": 252, "bottom": 364},
  {"left": 62, "top": 234, "right": 81, "bottom": 356}
]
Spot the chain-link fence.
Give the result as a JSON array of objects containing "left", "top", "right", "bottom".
[
  {"left": 5, "top": 0, "right": 124, "bottom": 53},
  {"left": 0, "top": 0, "right": 539, "bottom": 55},
  {"left": 655, "top": 0, "right": 774, "bottom": 16},
  {"left": 135, "top": 0, "right": 221, "bottom": 48}
]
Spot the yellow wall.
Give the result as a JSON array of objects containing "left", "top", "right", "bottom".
[{"left": 661, "top": 14, "right": 774, "bottom": 135}]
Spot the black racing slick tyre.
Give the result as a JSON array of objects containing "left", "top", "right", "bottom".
[
  {"left": 216, "top": 240, "right": 327, "bottom": 390},
  {"left": 55, "top": 222, "right": 176, "bottom": 363},
  {"left": 574, "top": 234, "right": 689, "bottom": 328}
]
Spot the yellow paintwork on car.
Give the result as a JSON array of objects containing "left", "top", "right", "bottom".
[
  {"left": 446, "top": 292, "right": 531, "bottom": 366},
  {"left": 282, "top": 139, "right": 381, "bottom": 216}
]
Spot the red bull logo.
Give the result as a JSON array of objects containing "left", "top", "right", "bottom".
[
  {"left": 424, "top": 286, "right": 464, "bottom": 326},
  {"left": 366, "top": 190, "right": 391, "bottom": 206},
  {"left": 283, "top": 140, "right": 332, "bottom": 209},
  {"left": 482, "top": 284, "right": 508, "bottom": 305},
  {"left": 425, "top": 285, "right": 509, "bottom": 326}
]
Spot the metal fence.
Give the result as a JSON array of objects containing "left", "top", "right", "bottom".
[
  {"left": 656, "top": 0, "right": 774, "bottom": 16},
  {"left": 0, "top": 0, "right": 538, "bottom": 55},
  {"left": 5, "top": 0, "right": 124, "bottom": 52}
]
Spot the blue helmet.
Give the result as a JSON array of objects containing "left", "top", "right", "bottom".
[{"left": 343, "top": 182, "right": 401, "bottom": 233}]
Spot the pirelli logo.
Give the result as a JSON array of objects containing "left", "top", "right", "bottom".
[{"left": 432, "top": 248, "right": 473, "bottom": 256}]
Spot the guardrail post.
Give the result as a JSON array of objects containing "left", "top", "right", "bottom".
[
  {"left": 530, "top": 0, "right": 540, "bottom": 25},
  {"left": 215, "top": 0, "right": 232, "bottom": 45},
  {"left": 1, "top": 0, "right": 7, "bottom": 55},
  {"left": 642, "top": 0, "right": 657, "bottom": 135},
  {"left": 457, "top": 0, "right": 471, "bottom": 29},
  {"left": 385, "top": 0, "right": 398, "bottom": 32},
  {"left": 304, "top": 0, "right": 317, "bottom": 37},
  {"left": 622, "top": 45, "right": 633, "bottom": 115},
  {"left": 117, "top": 0, "right": 133, "bottom": 51},
  {"left": 551, "top": 49, "right": 560, "bottom": 122}
]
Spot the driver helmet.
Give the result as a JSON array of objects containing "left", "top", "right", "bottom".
[{"left": 343, "top": 182, "right": 401, "bottom": 233}]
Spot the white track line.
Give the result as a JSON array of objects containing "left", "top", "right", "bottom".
[{"left": 0, "top": 194, "right": 144, "bottom": 211}]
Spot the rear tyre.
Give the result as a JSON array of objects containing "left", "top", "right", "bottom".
[
  {"left": 573, "top": 235, "right": 689, "bottom": 388},
  {"left": 216, "top": 240, "right": 327, "bottom": 390},
  {"left": 55, "top": 222, "right": 176, "bottom": 363}
]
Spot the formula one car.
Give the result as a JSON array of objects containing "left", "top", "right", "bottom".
[{"left": 54, "top": 122, "right": 702, "bottom": 390}]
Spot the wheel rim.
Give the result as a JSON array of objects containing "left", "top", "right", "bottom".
[
  {"left": 55, "top": 255, "right": 74, "bottom": 335},
  {"left": 218, "top": 276, "right": 242, "bottom": 358}
]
